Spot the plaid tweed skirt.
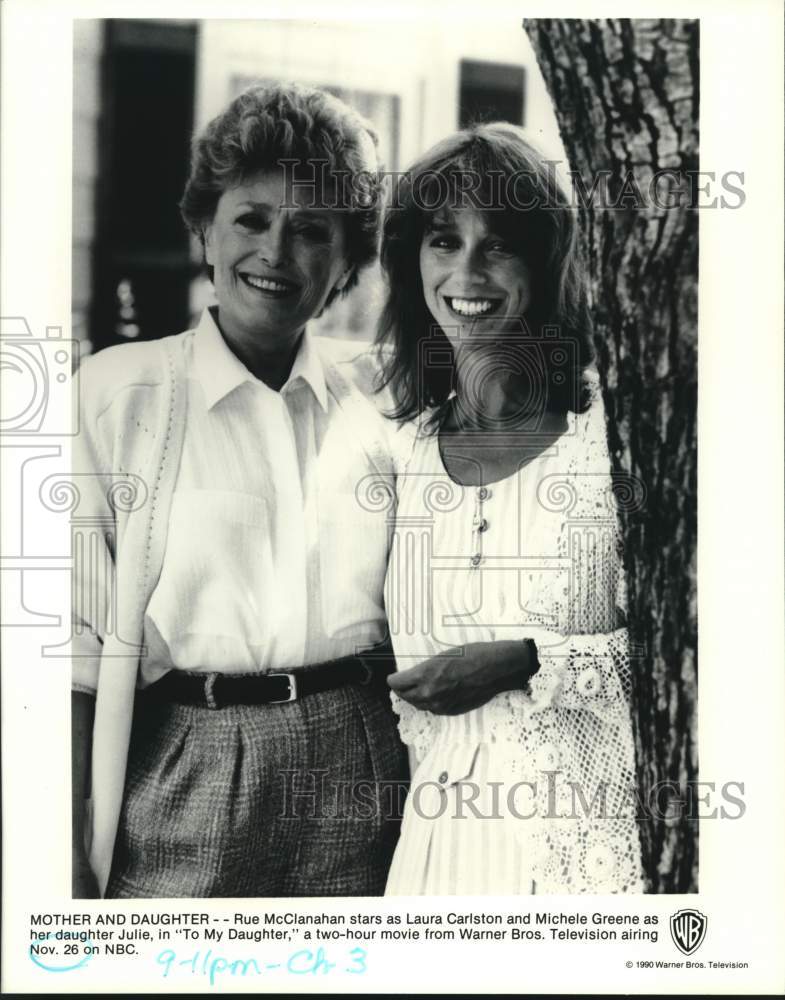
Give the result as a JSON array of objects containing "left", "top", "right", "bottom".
[{"left": 105, "top": 678, "right": 408, "bottom": 898}]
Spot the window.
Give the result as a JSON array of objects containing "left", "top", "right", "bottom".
[{"left": 458, "top": 59, "right": 525, "bottom": 127}]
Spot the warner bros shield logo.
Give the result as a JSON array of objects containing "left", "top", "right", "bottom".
[{"left": 670, "top": 909, "right": 708, "bottom": 956}]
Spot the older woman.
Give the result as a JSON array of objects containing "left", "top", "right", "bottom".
[{"left": 71, "top": 83, "right": 407, "bottom": 898}]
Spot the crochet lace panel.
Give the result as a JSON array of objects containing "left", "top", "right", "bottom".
[{"left": 390, "top": 387, "right": 644, "bottom": 893}]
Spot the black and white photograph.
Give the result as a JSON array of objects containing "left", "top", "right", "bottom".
[
  {"left": 1, "top": 0, "right": 783, "bottom": 994},
  {"left": 68, "top": 13, "right": 695, "bottom": 901}
]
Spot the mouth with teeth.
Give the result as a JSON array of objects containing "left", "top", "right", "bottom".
[
  {"left": 445, "top": 296, "right": 503, "bottom": 318},
  {"left": 239, "top": 272, "right": 299, "bottom": 298}
]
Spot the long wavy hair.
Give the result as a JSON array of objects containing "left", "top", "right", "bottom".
[{"left": 375, "top": 123, "right": 595, "bottom": 426}]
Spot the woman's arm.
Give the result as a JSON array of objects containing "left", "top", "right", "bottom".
[
  {"left": 387, "top": 639, "right": 539, "bottom": 715},
  {"left": 71, "top": 690, "right": 99, "bottom": 898},
  {"left": 387, "top": 628, "right": 632, "bottom": 730}
]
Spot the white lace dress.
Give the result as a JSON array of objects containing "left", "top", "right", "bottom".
[{"left": 384, "top": 388, "right": 644, "bottom": 895}]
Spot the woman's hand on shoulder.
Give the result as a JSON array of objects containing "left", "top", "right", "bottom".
[{"left": 387, "top": 639, "right": 537, "bottom": 715}]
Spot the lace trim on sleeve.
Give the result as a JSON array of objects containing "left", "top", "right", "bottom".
[
  {"left": 488, "top": 383, "right": 644, "bottom": 892},
  {"left": 524, "top": 627, "right": 631, "bottom": 718},
  {"left": 486, "top": 633, "right": 642, "bottom": 892},
  {"left": 388, "top": 690, "right": 437, "bottom": 764}
]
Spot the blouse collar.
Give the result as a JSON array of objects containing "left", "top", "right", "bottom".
[{"left": 192, "top": 306, "right": 328, "bottom": 413}]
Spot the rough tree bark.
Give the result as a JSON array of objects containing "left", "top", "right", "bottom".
[{"left": 524, "top": 18, "right": 699, "bottom": 892}]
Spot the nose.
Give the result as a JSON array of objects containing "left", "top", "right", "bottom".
[
  {"left": 256, "top": 218, "right": 288, "bottom": 268},
  {"left": 453, "top": 245, "right": 488, "bottom": 288}
]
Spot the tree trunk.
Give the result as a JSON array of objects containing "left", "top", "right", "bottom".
[{"left": 524, "top": 18, "right": 699, "bottom": 892}]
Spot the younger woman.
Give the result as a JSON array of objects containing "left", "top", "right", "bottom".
[{"left": 377, "top": 123, "right": 644, "bottom": 894}]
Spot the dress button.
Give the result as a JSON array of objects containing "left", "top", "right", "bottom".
[
  {"left": 470, "top": 554, "right": 482, "bottom": 567},
  {"left": 438, "top": 771, "right": 449, "bottom": 784},
  {"left": 535, "top": 743, "right": 561, "bottom": 771},
  {"left": 477, "top": 486, "right": 491, "bottom": 501},
  {"left": 477, "top": 518, "right": 489, "bottom": 533}
]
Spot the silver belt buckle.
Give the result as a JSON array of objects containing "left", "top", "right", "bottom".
[
  {"left": 203, "top": 672, "right": 220, "bottom": 710},
  {"left": 267, "top": 672, "right": 298, "bottom": 704}
]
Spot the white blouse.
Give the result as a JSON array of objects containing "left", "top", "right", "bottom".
[
  {"left": 81, "top": 309, "right": 394, "bottom": 686},
  {"left": 142, "top": 311, "right": 396, "bottom": 683},
  {"left": 384, "top": 390, "right": 644, "bottom": 894}
]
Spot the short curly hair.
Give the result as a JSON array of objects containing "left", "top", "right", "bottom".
[{"left": 180, "top": 82, "right": 383, "bottom": 299}]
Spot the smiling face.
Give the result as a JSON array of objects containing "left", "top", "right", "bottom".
[
  {"left": 419, "top": 206, "right": 533, "bottom": 356},
  {"left": 204, "top": 167, "right": 352, "bottom": 362}
]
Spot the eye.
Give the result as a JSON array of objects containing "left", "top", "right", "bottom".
[
  {"left": 426, "top": 234, "right": 460, "bottom": 251},
  {"left": 292, "top": 221, "right": 333, "bottom": 243},
  {"left": 486, "top": 238, "right": 515, "bottom": 256},
  {"left": 235, "top": 213, "right": 265, "bottom": 232}
]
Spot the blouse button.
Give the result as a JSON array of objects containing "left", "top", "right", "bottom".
[
  {"left": 470, "top": 554, "right": 482, "bottom": 567},
  {"left": 477, "top": 518, "right": 489, "bottom": 533},
  {"left": 535, "top": 743, "right": 560, "bottom": 771},
  {"left": 438, "top": 771, "right": 449, "bottom": 784},
  {"left": 477, "top": 486, "right": 491, "bottom": 501}
]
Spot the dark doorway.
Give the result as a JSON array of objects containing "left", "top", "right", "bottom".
[
  {"left": 90, "top": 20, "right": 197, "bottom": 352},
  {"left": 458, "top": 59, "right": 526, "bottom": 128}
]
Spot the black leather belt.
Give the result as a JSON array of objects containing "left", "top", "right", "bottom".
[{"left": 143, "top": 645, "right": 397, "bottom": 710}]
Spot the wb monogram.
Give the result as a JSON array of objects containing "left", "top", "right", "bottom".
[{"left": 670, "top": 909, "right": 708, "bottom": 956}]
